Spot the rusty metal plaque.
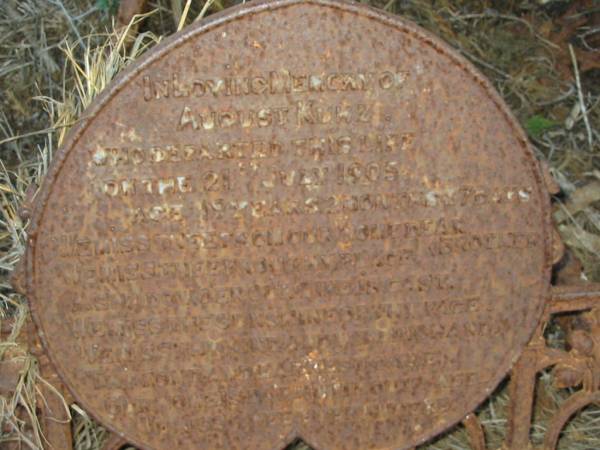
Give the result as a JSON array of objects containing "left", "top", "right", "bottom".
[{"left": 21, "top": 0, "right": 553, "bottom": 449}]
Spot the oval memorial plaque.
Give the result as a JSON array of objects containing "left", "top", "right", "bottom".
[{"left": 23, "top": 0, "right": 552, "bottom": 449}]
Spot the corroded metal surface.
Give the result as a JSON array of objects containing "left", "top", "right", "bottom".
[
  {"left": 19, "top": 0, "right": 557, "bottom": 449},
  {"left": 103, "top": 434, "right": 129, "bottom": 450},
  {"left": 504, "top": 278, "right": 600, "bottom": 450}
]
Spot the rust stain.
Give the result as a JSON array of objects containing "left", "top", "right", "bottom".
[{"left": 15, "top": 1, "right": 585, "bottom": 449}]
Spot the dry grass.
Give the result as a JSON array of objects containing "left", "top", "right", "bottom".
[{"left": 0, "top": 1, "right": 599, "bottom": 449}]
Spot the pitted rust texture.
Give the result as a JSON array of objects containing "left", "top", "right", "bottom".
[
  {"left": 20, "top": 0, "right": 557, "bottom": 449},
  {"left": 103, "top": 434, "right": 129, "bottom": 450},
  {"left": 504, "top": 280, "right": 600, "bottom": 450}
]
